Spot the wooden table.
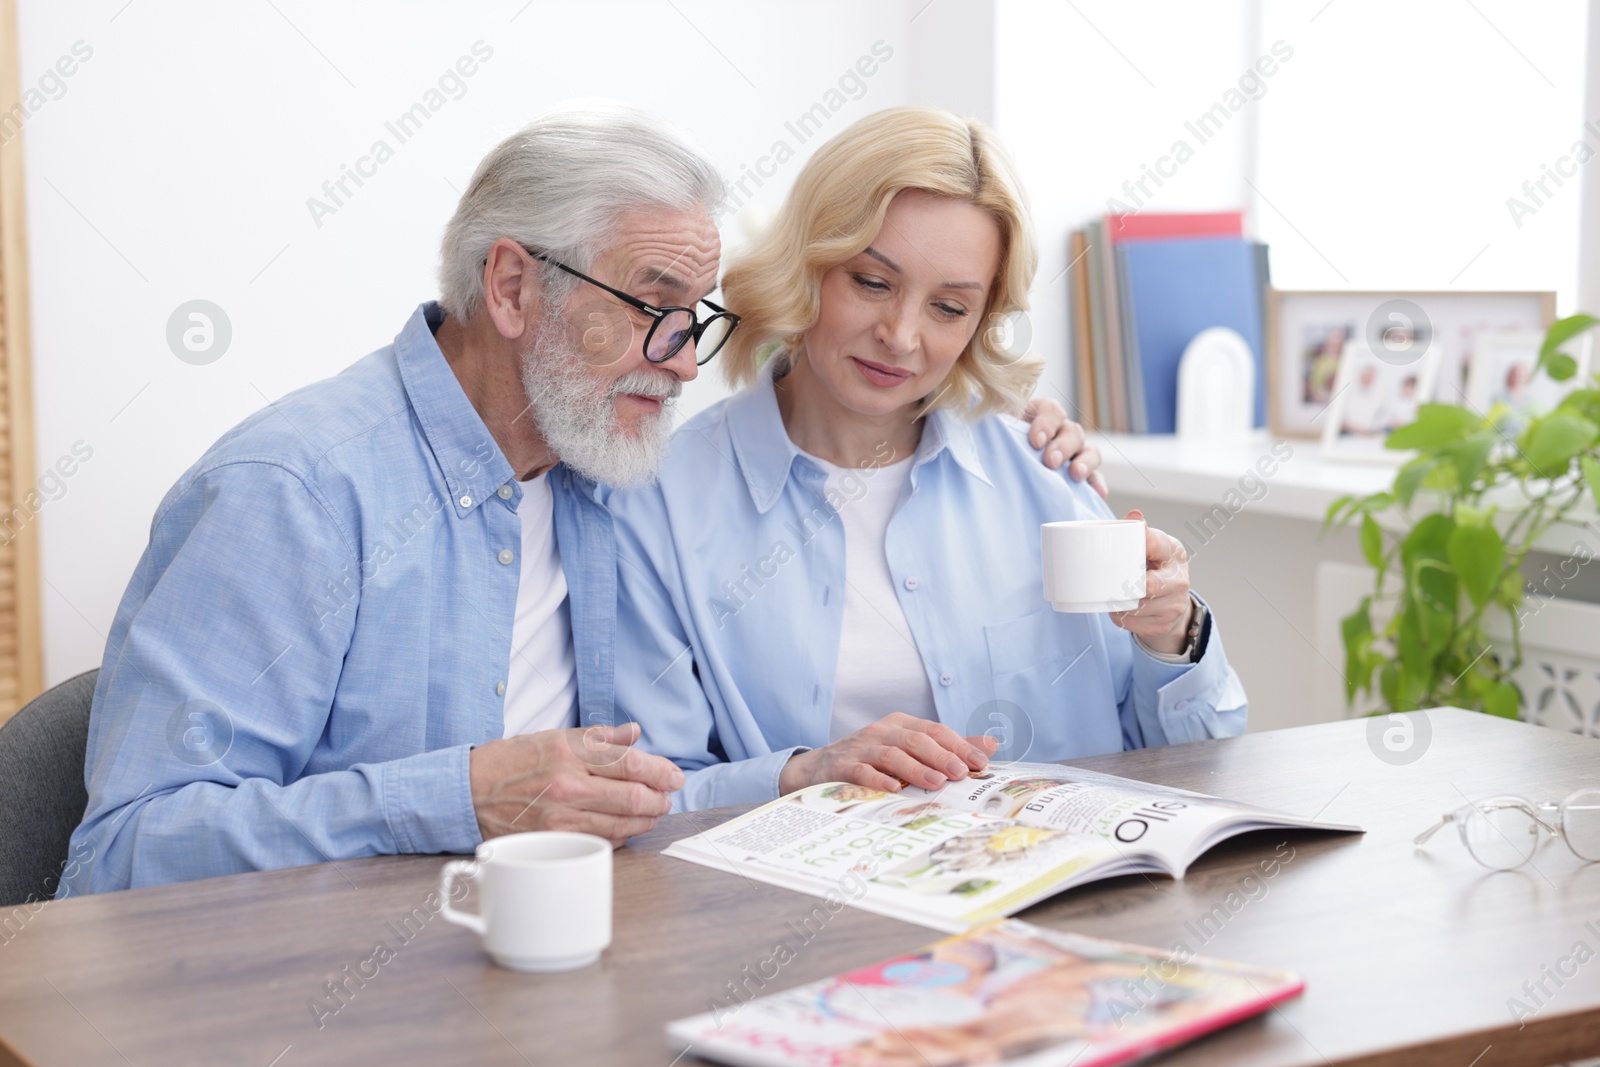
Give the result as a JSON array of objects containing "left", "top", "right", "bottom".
[{"left": 2, "top": 709, "right": 1598, "bottom": 1067}]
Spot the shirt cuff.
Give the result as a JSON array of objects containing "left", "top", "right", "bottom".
[
  {"left": 671, "top": 746, "right": 810, "bottom": 813},
  {"left": 1129, "top": 599, "right": 1246, "bottom": 746},
  {"left": 1133, "top": 595, "right": 1208, "bottom": 663},
  {"left": 379, "top": 743, "right": 483, "bottom": 855}
]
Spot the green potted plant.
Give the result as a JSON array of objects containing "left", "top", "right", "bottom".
[{"left": 1327, "top": 314, "right": 1600, "bottom": 717}]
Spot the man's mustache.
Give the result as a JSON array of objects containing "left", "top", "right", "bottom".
[{"left": 610, "top": 369, "right": 681, "bottom": 402}]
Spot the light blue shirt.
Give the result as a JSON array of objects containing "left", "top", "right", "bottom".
[
  {"left": 609, "top": 363, "right": 1247, "bottom": 812},
  {"left": 60, "top": 303, "right": 615, "bottom": 895}
]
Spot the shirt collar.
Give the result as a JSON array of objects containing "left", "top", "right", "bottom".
[
  {"left": 726, "top": 355, "right": 993, "bottom": 515},
  {"left": 394, "top": 302, "right": 517, "bottom": 517}
]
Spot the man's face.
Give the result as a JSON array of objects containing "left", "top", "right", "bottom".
[{"left": 520, "top": 206, "right": 721, "bottom": 488}]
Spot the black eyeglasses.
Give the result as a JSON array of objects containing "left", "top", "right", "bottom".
[{"left": 523, "top": 247, "right": 739, "bottom": 366}]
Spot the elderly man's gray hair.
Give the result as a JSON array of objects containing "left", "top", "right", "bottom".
[{"left": 439, "top": 102, "right": 727, "bottom": 322}]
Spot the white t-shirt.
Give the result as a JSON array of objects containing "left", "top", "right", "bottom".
[
  {"left": 501, "top": 472, "right": 580, "bottom": 737},
  {"left": 813, "top": 453, "right": 938, "bottom": 740}
]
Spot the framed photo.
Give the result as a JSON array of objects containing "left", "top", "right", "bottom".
[
  {"left": 1267, "top": 290, "right": 1555, "bottom": 438},
  {"left": 1465, "top": 329, "right": 1591, "bottom": 432},
  {"left": 1322, "top": 335, "right": 1441, "bottom": 463}
]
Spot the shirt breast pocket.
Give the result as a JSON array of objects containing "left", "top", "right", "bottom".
[
  {"left": 980, "top": 606, "right": 1121, "bottom": 760},
  {"left": 983, "top": 606, "right": 1081, "bottom": 680}
]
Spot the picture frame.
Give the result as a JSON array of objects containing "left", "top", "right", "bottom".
[
  {"left": 1321, "top": 335, "right": 1441, "bottom": 463},
  {"left": 1465, "top": 329, "right": 1591, "bottom": 432},
  {"left": 1267, "top": 290, "right": 1555, "bottom": 438}
]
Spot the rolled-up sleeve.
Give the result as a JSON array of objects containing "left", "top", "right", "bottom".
[{"left": 1120, "top": 595, "right": 1248, "bottom": 748}]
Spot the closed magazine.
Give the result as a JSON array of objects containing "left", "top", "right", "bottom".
[
  {"left": 664, "top": 763, "right": 1360, "bottom": 934},
  {"left": 666, "top": 917, "right": 1305, "bottom": 1067}
]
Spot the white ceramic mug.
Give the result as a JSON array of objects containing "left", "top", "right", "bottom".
[
  {"left": 439, "top": 831, "right": 612, "bottom": 972},
  {"left": 1041, "top": 519, "right": 1147, "bottom": 613}
]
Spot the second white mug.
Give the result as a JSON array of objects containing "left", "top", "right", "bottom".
[{"left": 439, "top": 831, "right": 612, "bottom": 973}]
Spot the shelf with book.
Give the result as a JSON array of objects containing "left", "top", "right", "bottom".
[
  {"left": 1093, "top": 430, "right": 1599, "bottom": 557},
  {"left": 1092, "top": 430, "right": 1391, "bottom": 525}
]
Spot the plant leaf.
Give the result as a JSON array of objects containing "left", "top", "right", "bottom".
[
  {"left": 1341, "top": 599, "right": 1373, "bottom": 703},
  {"left": 1484, "top": 680, "right": 1520, "bottom": 719},
  {"left": 1386, "top": 404, "right": 1483, "bottom": 451},
  {"left": 1582, "top": 455, "right": 1600, "bottom": 512},
  {"left": 1323, "top": 495, "right": 1354, "bottom": 535},
  {"left": 1360, "top": 513, "right": 1383, "bottom": 568},
  {"left": 1545, "top": 352, "right": 1578, "bottom": 382},
  {"left": 1379, "top": 660, "right": 1399, "bottom": 708},
  {"left": 1402, "top": 514, "right": 1458, "bottom": 646},
  {"left": 1537, "top": 313, "right": 1600, "bottom": 366},
  {"left": 1559, "top": 388, "right": 1600, "bottom": 425},
  {"left": 1442, "top": 430, "right": 1497, "bottom": 489},
  {"left": 1447, "top": 523, "right": 1505, "bottom": 609},
  {"left": 1522, "top": 413, "right": 1599, "bottom": 475},
  {"left": 1496, "top": 568, "right": 1526, "bottom": 610},
  {"left": 1394, "top": 457, "right": 1436, "bottom": 507}
]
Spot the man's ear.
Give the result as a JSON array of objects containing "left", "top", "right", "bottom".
[{"left": 481, "top": 238, "right": 543, "bottom": 341}]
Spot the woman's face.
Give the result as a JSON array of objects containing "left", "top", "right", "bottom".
[{"left": 801, "top": 189, "right": 1002, "bottom": 419}]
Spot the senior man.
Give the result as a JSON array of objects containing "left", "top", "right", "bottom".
[{"left": 61, "top": 104, "right": 1099, "bottom": 895}]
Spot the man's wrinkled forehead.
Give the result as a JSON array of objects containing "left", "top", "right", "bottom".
[{"left": 604, "top": 208, "right": 722, "bottom": 301}]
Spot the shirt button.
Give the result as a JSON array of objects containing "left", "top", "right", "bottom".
[
  {"left": 497, "top": 484, "right": 513, "bottom": 500},
  {"left": 938, "top": 672, "right": 953, "bottom": 687},
  {"left": 497, "top": 549, "right": 514, "bottom": 565},
  {"left": 904, "top": 576, "right": 920, "bottom": 591},
  {"left": 496, "top": 680, "right": 506, "bottom": 696},
  {"left": 459, "top": 494, "right": 472, "bottom": 509},
  {"left": 1176, "top": 698, "right": 1190, "bottom": 710}
]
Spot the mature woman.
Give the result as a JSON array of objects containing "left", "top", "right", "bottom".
[{"left": 610, "top": 108, "right": 1246, "bottom": 811}]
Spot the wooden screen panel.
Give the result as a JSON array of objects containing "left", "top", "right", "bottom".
[{"left": 0, "top": 0, "right": 47, "bottom": 723}]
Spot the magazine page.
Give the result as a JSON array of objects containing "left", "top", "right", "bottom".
[
  {"left": 665, "top": 765, "right": 1363, "bottom": 931},
  {"left": 667, "top": 917, "right": 1305, "bottom": 1067},
  {"left": 664, "top": 781, "right": 1146, "bottom": 933},
  {"left": 919, "top": 763, "right": 1263, "bottom": 869},
  {"left": 923, "top": 762, "right": 1361, "bottom": 871}
]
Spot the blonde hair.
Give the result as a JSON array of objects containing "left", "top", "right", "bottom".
[{"left": 720, "top": 107, "right": 1041, "bottom": 417}]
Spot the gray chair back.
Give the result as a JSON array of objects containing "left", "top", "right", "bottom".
[{"left": 0, "top": 669, "right": 98, "bottom": 907}]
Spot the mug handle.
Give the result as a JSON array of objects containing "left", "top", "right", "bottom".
[{"left": 438, "top": 859, "right": 486, "bottom": 936}]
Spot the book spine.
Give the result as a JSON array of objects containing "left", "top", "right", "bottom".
[
  {"left": 1084, "top": 220, "right": 1114, "bottom": 432},
  {"left": 1068, "top": 229, "right": 1097, "bottom": 429},
  {"left": 1098, "top": 218, "right": 1128, "bottom": 432},
  {"left": 1117, "top": 243, "right": 1147, "bottom": 434}
]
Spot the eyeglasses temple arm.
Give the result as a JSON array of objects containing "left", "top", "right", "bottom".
[{"left": 1413, "top": 814, "right": 1453, "bottom": 846}]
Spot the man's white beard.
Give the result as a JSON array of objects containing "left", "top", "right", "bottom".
[{"left": 520, "top": 307, "right": 681, "bottom": 489}]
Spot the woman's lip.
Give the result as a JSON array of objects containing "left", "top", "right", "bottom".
[{"left": 851, "top": 357, "right": 912, "bottom": 387}]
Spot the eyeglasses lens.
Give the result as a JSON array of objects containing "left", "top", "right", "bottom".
[{"left": 1463, "top": 803, "right": 1539, "bottom": 869}]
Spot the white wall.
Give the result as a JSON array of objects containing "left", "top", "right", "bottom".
[
  {"left": 994, "top": 0, "right": 1258, "bottom": 408},
  {"left": 1254, "top": 0, "right": 1587, "bottom": 307},
  {"left": 16, "top": 0, "right": 915, "bottom": 684}
]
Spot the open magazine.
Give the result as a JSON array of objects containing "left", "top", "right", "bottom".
[
  {"left": 668, "top": 917, "right": 1304, "bottom": 1067},
  {"left": 665, "top": 762, "right": 1361, "bottom": 932}
]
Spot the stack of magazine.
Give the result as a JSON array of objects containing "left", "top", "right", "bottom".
[{"left": 664, "top": 762, "right": 1360, "bottom": 1066}]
